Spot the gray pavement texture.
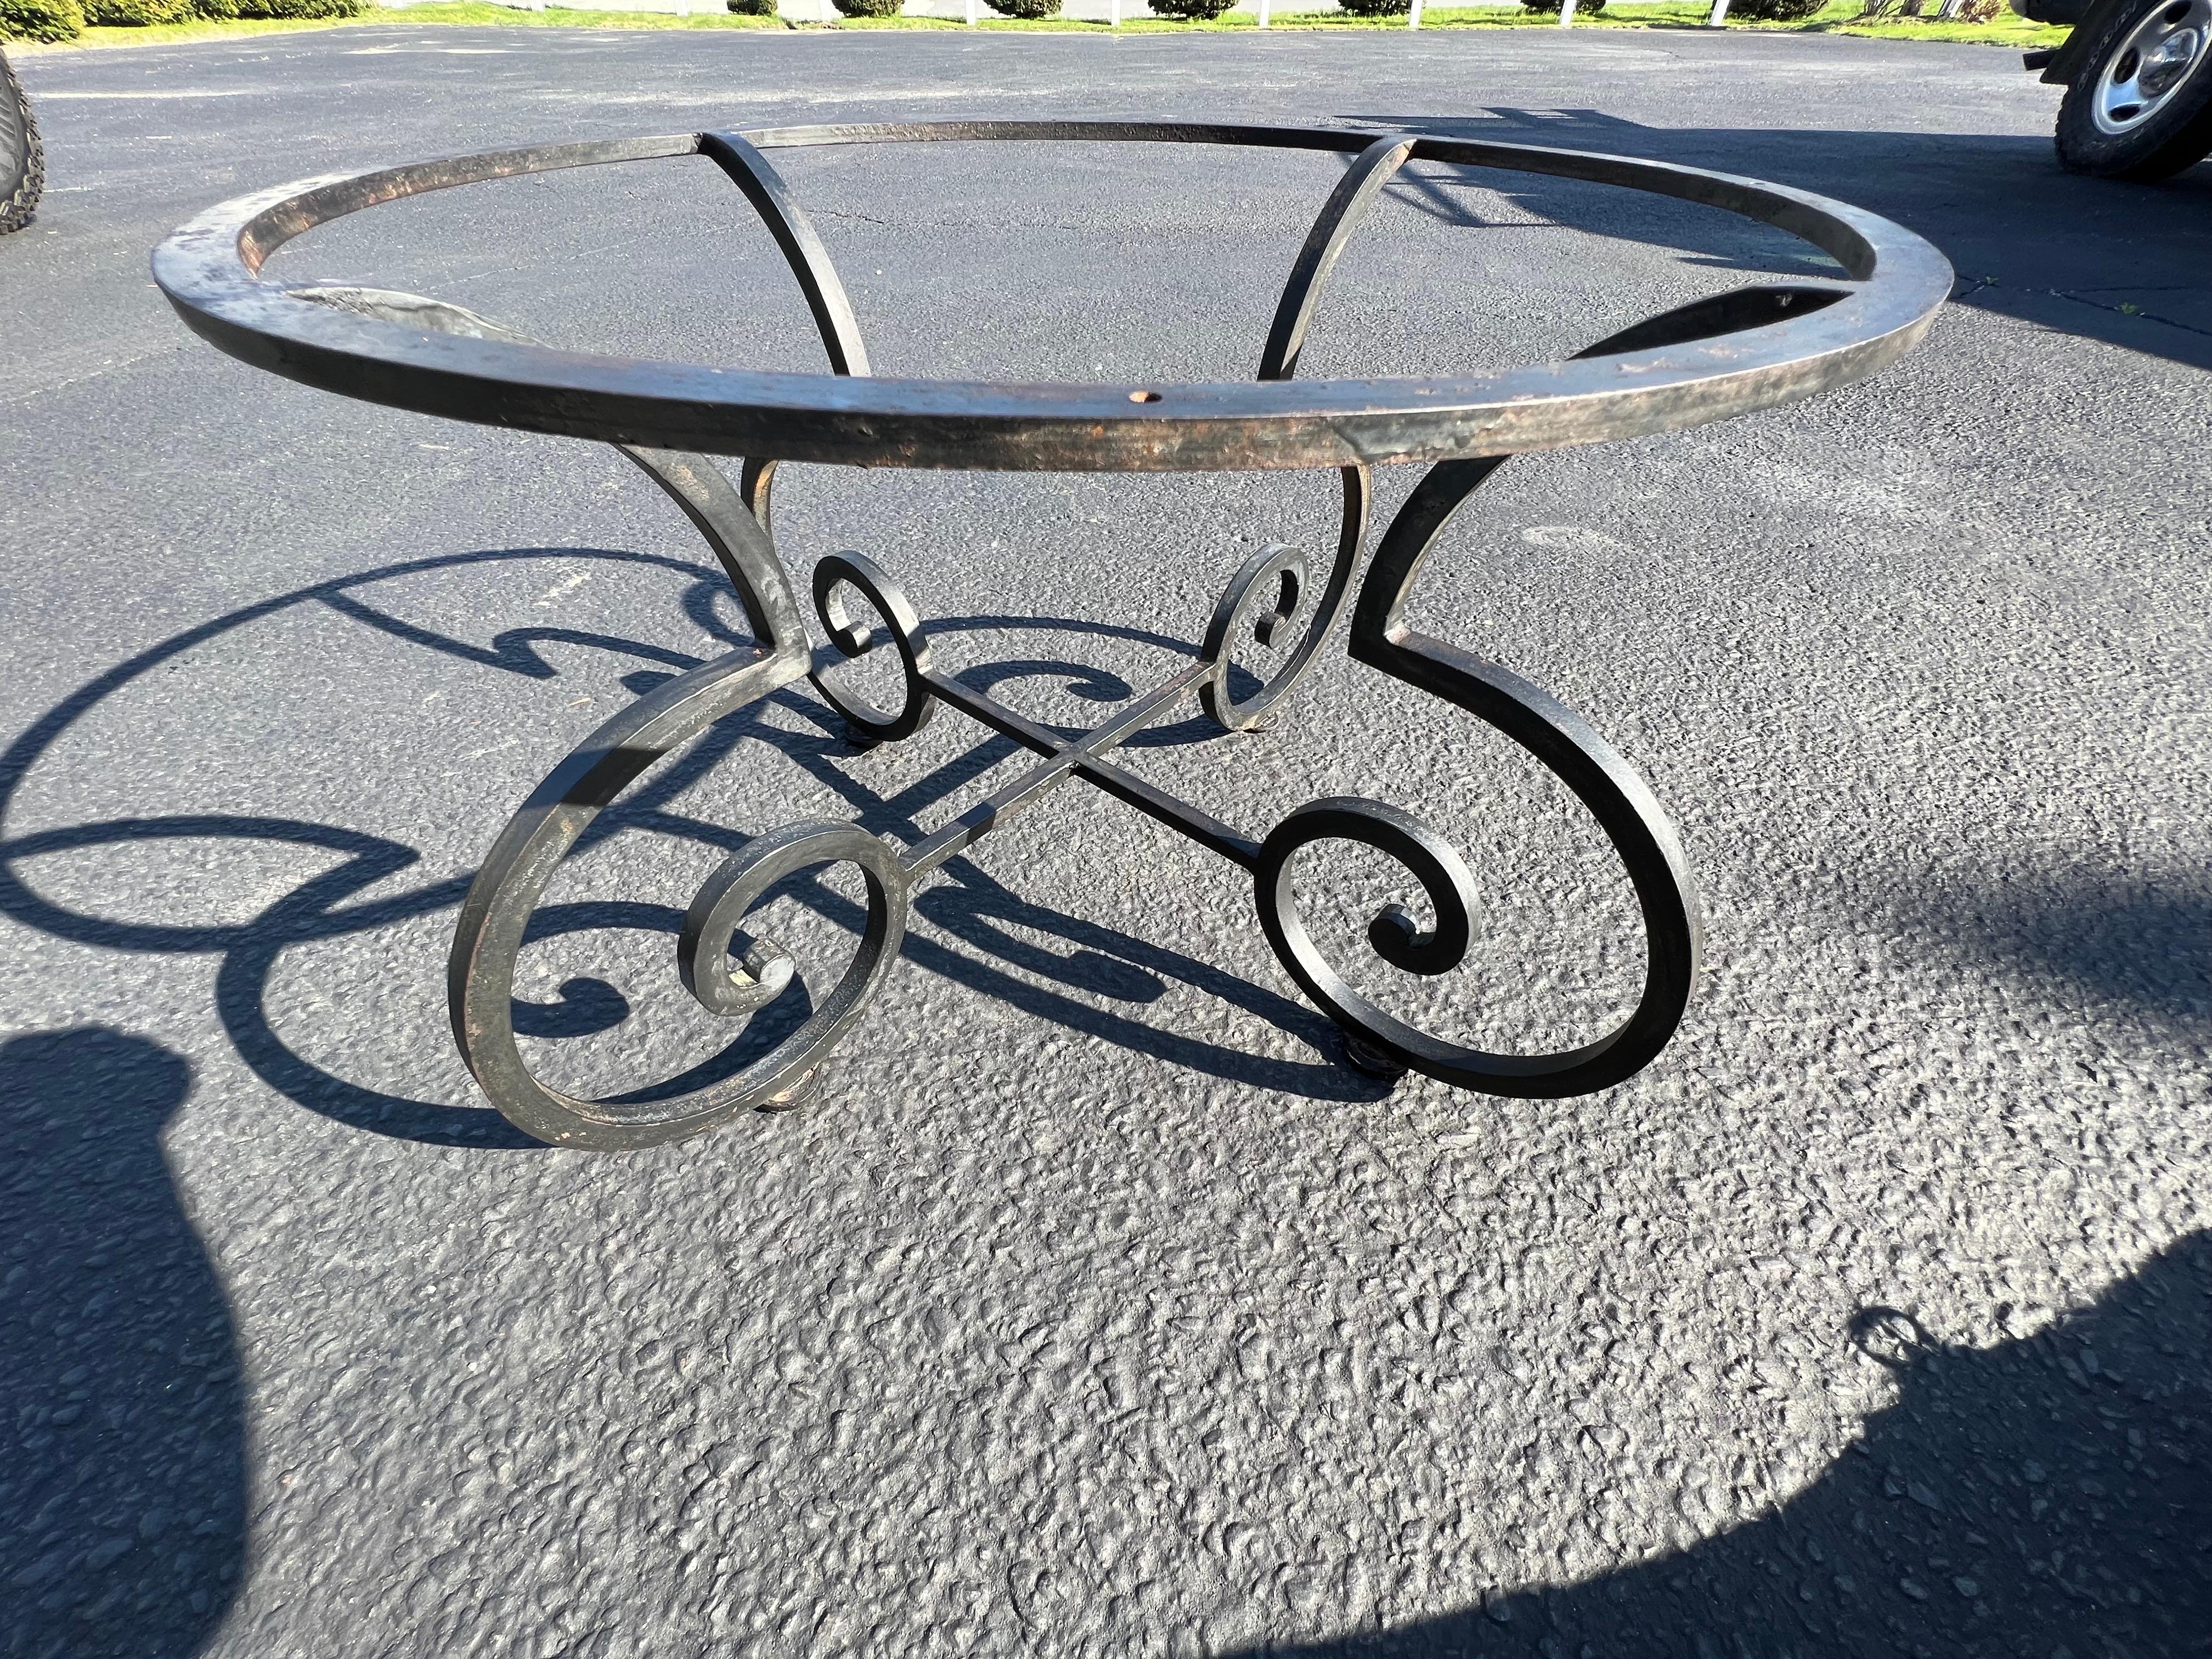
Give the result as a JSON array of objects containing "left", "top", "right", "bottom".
[{"left": 2, "top": 23, "right": 2210, "bottom": 1659}]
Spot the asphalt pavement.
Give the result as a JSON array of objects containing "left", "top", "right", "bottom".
[{"left": 2, "top": 23, "right": 2209, "bottom": 1658}]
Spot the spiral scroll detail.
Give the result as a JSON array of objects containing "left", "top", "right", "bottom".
[
  {"left": 811, "top": 551, "right": 937, "bottom": 744},
  {"left": 677, "top": 819, "right": 910, "bottom": 1105}
]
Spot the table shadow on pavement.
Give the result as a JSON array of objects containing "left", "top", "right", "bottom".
[
  {"left": 1235, "top": 1228, "right": 2211, "bottom": 1658},
  {"left": 0, "top": 1027, "right": 245, "bottom": 1659},
  {"left": 1348, "top": 111, "right": 2212, "bottom": 373},
  {"left": 0, "top": 546, "right": 1383, "bottom": 1153},
  {"left": 1898, "top": 872, "right": 2212, "bottom": 1028}
]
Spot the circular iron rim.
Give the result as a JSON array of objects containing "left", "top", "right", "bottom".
[{"left": 150, "top": 120, "right": 1954, "bottom": 472}]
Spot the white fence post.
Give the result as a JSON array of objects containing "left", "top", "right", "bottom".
[
  {"left": 967, "top": 0, "right": 977, "bottom": 21},
  {"left": 1408, "top": 0, "right": 1423, "bottom": 29},
  {"left": 1558, "top": 0, "right": 1577, "bottom": 22},
  {"left": 1110, "top": 0, "right": 1121, "bottom": 20},
  {"left": 1707, "top": 0, "right": 1731, "bottom": 22},
  {"left": 1259, "top": 0, "right": 1270, "bottom": 25}
]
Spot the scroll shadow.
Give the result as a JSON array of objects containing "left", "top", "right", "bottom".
[
  {"left": 0, "top": 1028, "right": 246, "bottom": 1659},
  {"left": 624, "top": 688, "right": 1390, "bottom": 1105},
  {"left": 0, "top": 547, "right": 730, "bottom": 1148},
  {"left": 1235, "top": 1229, "right": 2212, "bottom": 1657},
  {"left": 763, "top": 851, "right": 1392, "bottom": 1105},
  {"left": 0, "top": 548, "right": 1377, "bottom": 1150}
]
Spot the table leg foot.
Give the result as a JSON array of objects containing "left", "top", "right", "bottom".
[{"left": 1337, "top": 1030, "right": 1409, "bottom": 1082}]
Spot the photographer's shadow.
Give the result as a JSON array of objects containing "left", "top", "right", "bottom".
[
  {"left": 0, "top": 1027, "right": 245, "bottom": 1659},
  {"left": 1244, "top": 1229, "right": 2211, "bottom": 1657}
]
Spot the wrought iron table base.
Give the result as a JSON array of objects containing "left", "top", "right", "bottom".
[
  {"left": 443, "top": 438, "right": 1701, "bottom": 1150},
  {"left": 154, "top": 120, "right": 1950, "bottom": 1149}
]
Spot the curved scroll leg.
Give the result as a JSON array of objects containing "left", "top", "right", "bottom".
[
  {"left": 616, "top": 445, "right": 810, "bottom": 657},
  {"left": 447, "top": 641, "right": 837, "bottom": 1148},
  {"left": 1256, "top": 455, "right": 1703, "bottom": 1100},
  {"left": 1239, "top": 279, "right": 1821, "bottom": 1093},
  {"left": 312, "top": 286, "right": 850, "bottom": 1145},
  {"left": 289, "top": 284, "right": 904, "bottom": 1147},
  {"left": 441, "top": 441, "right": 862, "bottom": 1146}
]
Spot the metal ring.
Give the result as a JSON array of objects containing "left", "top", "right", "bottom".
[{"left": 151, "top": 121, "right": 1954, "bottom": 474}]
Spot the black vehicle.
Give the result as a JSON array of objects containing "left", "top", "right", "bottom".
[
  {"left": 2017, "top": 0, "right": 2212, "bottom": 176},
  {"left": 2, "top": 46, "right": 41, "bottom": 235}
]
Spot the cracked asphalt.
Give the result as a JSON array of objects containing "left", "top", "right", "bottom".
[{"left": 3, "top": 22, "right": 2209, "bottom": 1659}]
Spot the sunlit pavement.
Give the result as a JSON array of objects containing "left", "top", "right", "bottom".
[{"left": 3, "top": 27, "right": 2208, "bottom": 1657}]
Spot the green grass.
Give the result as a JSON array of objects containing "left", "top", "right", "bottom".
[
  {"left": 1814, "top": 9, "right": 2068, "bottom": 42},
  {"left": 12, "top": 0, "right": 2072, "bottom": 50}
]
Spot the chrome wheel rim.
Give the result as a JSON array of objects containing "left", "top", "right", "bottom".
[{"left": 2094, "top": 0, "right": 2212, "bottom": 134}]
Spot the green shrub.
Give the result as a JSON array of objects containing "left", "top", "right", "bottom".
[
  {"left": 985, "top": 0, "right": 1060, "bottom": 14},
  {"left": 84, "top": 0, "right": 191, "bottom": 22},
  {"left": 833, "top": 0, "right": 901, "bottom": 14},
  {"left": 13, "top": 0, "right": 392, "bottom": 27},
  {"left": 1521, "top": 0, "right": 1609, "bottom": 12},
  {"left": 1726, "top": 0, "right": 1824, "bottom": 15},
  {"left": 0, "top": 0, "right": 85, "bottom": 40},
  {"left": 726, "top": 0, "right": 776, "bottom": 12},
  {"left": 231, "top": 0, "right": 366, "bottom": 16},
  {"left": 1146, "top": 0, "right": 1235, "bottom": 16},
  {"left": 1338, "top": 0, "right": 1410, "bottom": 14}
]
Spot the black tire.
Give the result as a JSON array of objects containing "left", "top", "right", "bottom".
[
  {"left": 1, "top": 49, "right": 42, "bottom": 236},
  {"left": 2055, "top": 0, "right": 2212, "bottom": 179}
]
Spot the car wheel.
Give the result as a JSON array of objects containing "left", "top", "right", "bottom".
[
  {"left": 2055, "top": 0, "right": 2212, "bottom": 177},
  {"left": 1, "top": 49, "right": 43, "bottom": 235}
]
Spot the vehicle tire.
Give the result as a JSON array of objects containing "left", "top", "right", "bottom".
[
  {"left": 1, "top": 50, "right": 42, "bottom": 236},
  {"left": 2055, "top": 0, "right": 2212, "bottom": 178}
]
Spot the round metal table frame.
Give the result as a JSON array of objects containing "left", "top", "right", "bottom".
[{"left": 154, "top": 121, "right": 1953, "bottom": 1150}]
